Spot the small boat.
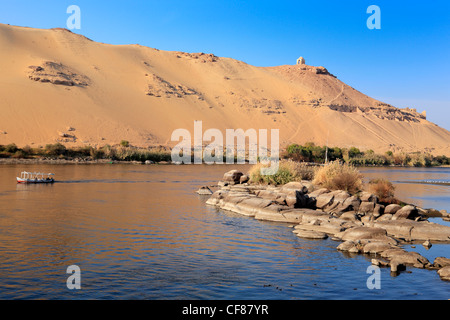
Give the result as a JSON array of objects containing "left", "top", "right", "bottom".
[{"left": 17, "top": 171, "right": 55, "bottom": 184}]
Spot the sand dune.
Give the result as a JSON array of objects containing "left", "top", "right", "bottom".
[{"left": 0, "top": 23, "right": 449, "bottom": 155}]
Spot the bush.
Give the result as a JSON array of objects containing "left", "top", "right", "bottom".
[
  {"left": 248, "top": 159, "right": 315, "bottom": 185},
  {"left": 367, "top": 179, "right": 397, "bottom": 204},
  {"left": 4, "top": 143, "right": 18, "bottom": 153},
  {"left": 120, "top": 140, "right": 130, "bottom": 147},
  {"left": 45, "top": 143, "right": 67, "bottom": 156},
  {"left": 313, "top": 160, "right": 363, "bottom": 194}
]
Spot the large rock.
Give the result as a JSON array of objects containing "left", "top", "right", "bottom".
[
  {"left": 255, "top": 206, "right": 317, "bottom": 223},
  {"left": 315, "top": 191, "right": 342, "bottom": 210},
  {"left": 384, "top": 204, "right": 402, "bottom": 215},
  {"left": 222, "top": 170, "right": 244, "bottom": 184},
  {"left": 437, "top": 266, "right": 450, "bottom": 281},
  {"left": 380, "top": 248, "right": 430, "bottom": 269},
  {"left": 280, "top": 181, "right": 308, "bottom": 194},
  {"left": 293, "top": 229, "right": 328, "bottom": 239},
  {"left": 294, "top": 222, "right": 346, "bottom": 237},
  {"left": 362, "top": 241, "right": 395, "bottom": 254},
  {"left": 337, "top": 240, "right": 362, "bottom": 253},
  {"left": 392, "top": 205, "right": 420, "bottom": 220},
  {"left": 358, "top": 201, "right": 375, "bottom": 214},
  {"left": 308, "top": 188, "right": 330, "bottom": 198},
  {"left": 374, "top": 220, "right": 450, "bottom": 242},
  {"left": 359, "top": 191, "right": 378, "bottom": 203},
  {"left": 239, "top": 174, "right": 249, "bottom": 184},
  {"left": 196, "top": 186, "right": 213, "bottom": 195},
  {"left": 434, "top": 257, "right": 450, "bottom": 268},
  {"left": 338, "top": 226, "right": 398, "bottom": 245}
]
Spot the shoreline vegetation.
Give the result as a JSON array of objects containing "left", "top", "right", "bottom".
[
  {"left": 201, "top": 162, "right": 450, "bottom": 281},
  {"left": 0, "top": 141, "right": 449, "bottom": 167}
]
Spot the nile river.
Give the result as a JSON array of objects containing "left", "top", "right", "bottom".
[{"left": 0, "top": 164, "right": 448, "bottom": 299}]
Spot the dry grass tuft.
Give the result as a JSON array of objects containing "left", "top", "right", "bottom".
[
  {"left": 366, "top": 178, "right": 397, "bottom": 204},
  {"left": 312, "top": 160, "right": 363, "bottom": 194},
  {"left": 248, "top": 159, "right": 315, "bottom": 185}
]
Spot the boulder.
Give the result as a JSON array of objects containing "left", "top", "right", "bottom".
[
  {"left": 392, "top": 205, "right": 419, "bottom": 220},
  {"left": 437, "top": 266, "right": 450, "bottom": 281},
  {"left": 307, "top": 188, "right": 329, "bottom": 198},
  {"left": 358, "top": 201, "right": 375, "bottom": 214},
  {"left": 384, "top": 204, "right": 402, "bottom": 215},
  {"left": 255, "top": 206, "right": 316, "bottom": 223},
  {"left": 433, "top": 257, "right": 450, "bottom": 268},
  {"left": 340, "top": 227, "right": 386, "bottom": 241},
  {"left": 376, "top": 213, "right": 393, "bottom": 221},
  {"left": 375, "top": 220, "right": 450, "bottom": 242},
  {"left": 363, "top": 241, "right": 395, "bottom": 254},
  {"left": 282, "top": 190, "right": 313, "bottom": 208},
  {"left": 422, "top": 240, "right": 432, "bottom": 249},
  {"left": 294, "top": 222, "right": 345, "bottom": 237},
  {"left": 280, "top": 181, "right": 308, "bottom": 194},
  {"left": 323, "top": 190, "right": 352, "bottom": 212},
  {"left": 206, "top": 190, "right": 226, "bottom": 206},
  {"left": 340, "top": 211, "right": 359, "bottom": 222},
  {"left": 315, "top": 192, "right": 334, "bottom": 210},
  {"left": 196, "top": 186, "right": 213, "bottom": 195},
  {"left": 373, "top": 204, "right": 384, "bottom": 218},
  {"left": 337, "top": 240, "right": 362, "bottom": 253},
  {"left": 380, "top": 248, "right": 430, "bottom": 269},
  {"left": 232, "top": 197, "right": 273, "bottom": 217},
  {"left": 338, "top": 226, "right": 398, "bottom": 245},
  {"left": 293, "top": 229, "right": 328, "bottom": 239},
  {"left": 339, "top": 196, "right": 361, "bottom": 213},
  {"left": 223, "top": 170, "right": 243, "bottom": 184},
  {"left": 239, "top": 174, "right": 249, "bottom": 184},
  {"left": 359, "top": 191, "right": 378, "bottom": 203},
  {"left": 371, "top": 258, "right": 389, "bottom": 267}
]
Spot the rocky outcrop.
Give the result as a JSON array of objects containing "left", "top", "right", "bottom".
[
  {"left": 204, "top": 170, "right": 450, "bottom": 281},
  {"left": 28, "top": 61, "right": 90, "bottom": 87},
  {"left": 145, "top": 73, "right": 204, "bottom": 99}
]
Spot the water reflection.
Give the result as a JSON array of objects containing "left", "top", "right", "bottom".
[{"left": 0, "top": 164, "right": 449, "bottom": 299}]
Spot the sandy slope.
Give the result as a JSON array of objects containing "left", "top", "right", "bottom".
[{"left": 0, "top": 23, "right": 449, "bottom": 155}]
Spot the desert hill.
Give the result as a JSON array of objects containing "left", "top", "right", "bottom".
[{"left": 0, "top": 23, "right": 449, "bottom": 156}]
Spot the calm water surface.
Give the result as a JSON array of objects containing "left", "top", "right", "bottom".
[{"left": 0, "top": 164, "right": 449, "bottom": 299}]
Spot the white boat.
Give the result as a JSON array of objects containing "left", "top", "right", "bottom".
[{"left": 16, "top": 171, "right": 55, "bottom": 184}]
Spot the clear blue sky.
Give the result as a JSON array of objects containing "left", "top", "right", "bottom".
[{"left": 1, "top": 1, "right": 449, "bottom": 130}]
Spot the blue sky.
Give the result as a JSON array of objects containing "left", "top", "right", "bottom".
[{"left": 1, "top": 1, "right": 449, "bottom": 130}]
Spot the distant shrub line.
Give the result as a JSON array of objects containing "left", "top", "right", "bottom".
[
  {"left": 0, "top": 143, "right": 172, "bottom": 163},
  {"left": 283, "top": 142, "right": 450, "bottom": 167}
]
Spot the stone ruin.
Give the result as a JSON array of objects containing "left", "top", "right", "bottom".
[{"left": 296, "top": 56, "right": 305, "bottom": 65}]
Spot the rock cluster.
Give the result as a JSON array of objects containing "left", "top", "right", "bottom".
[
  {"left": 203, "top": 170, "right": 450, "bottom": 281},
  {"left": 28, "top": 61, "right": 90, "bottom": 87},
  {"left": 145, "top": 73, "right": 204, "bottom": 100}
]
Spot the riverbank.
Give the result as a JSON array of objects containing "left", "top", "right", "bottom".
[
  {"left": 0, "top": 158, "right": 172, "bottom": 165},
  {"left": 203, "top": 170, "right": 450, "bottom": 281}
]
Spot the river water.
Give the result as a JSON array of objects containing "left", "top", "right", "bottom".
[{"left": 0, "top": 164, "right": 448, "bottom": 299}]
